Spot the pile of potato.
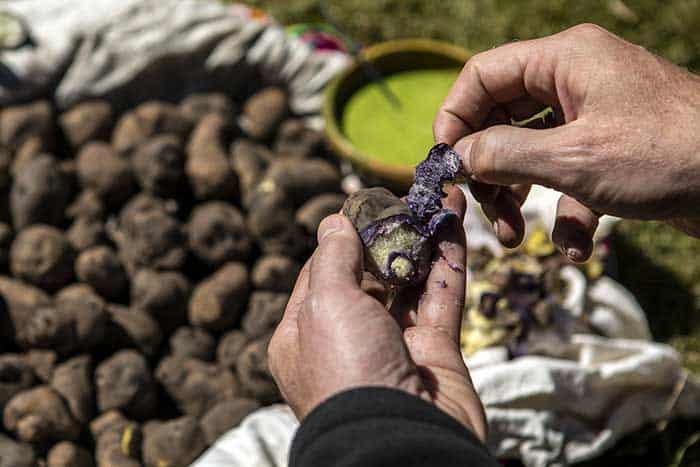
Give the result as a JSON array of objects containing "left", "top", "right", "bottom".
[{"left": 0, "top": 87, "right": 347, "bottom": 467}]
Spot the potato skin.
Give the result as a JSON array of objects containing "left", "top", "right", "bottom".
[
  {"left": 156, "top": 356, "right": 238, "bottom": 417},
  {"left": 142, "top": 416, "right": 207, "bottom": 467},
  {"left": 10, "top": 225, "right": 75, "bottom": 292},
  {"left": 185, "top": 114, "right": 238, "bottom": 201},
  {"left": 3, "top": 385, "right": 81, "bottom": 445},
  {"left": 188, "top": 262, "right": 250, "bottom": 331},
  {"left": 188, "top": 202, "right": 252, "bottom": 267},
  {"left": 200, "top": 398, "right": 260, "bottom": 444},
  {"left": 251, "top": 255, "right": 300, "bottom": 292},
  {"left": 95, "top": 350, "right": 158, "bottom": 420},
  {"left": 47, "top": 441, "right": 95, "bottom": 467},
  {"left": 10, "top": 154, "right": 73, "bottom": 229}
]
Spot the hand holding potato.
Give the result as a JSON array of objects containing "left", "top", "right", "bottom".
[{"left": 268, "top": 187, "right": 487, "bottom": 441}]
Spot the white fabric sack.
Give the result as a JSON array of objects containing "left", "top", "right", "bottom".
[
  {"left": 192, "top": 405, "right": 299, "bottom": 467},
  {"left": 0, "top": 0, "right": 348, "bottom": 128}
]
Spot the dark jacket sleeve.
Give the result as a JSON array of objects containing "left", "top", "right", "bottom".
[{"left": 289, "top": 387, "right": 499, "bottom": 467}]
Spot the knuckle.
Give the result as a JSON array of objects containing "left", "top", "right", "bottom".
[
  {"left": 567, "top": 23, "right": 609, "bottom": 40},
  {"left": 471, "top": 126, "right": 503, "bottom": 181}
]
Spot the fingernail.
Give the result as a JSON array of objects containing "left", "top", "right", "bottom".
[
  {"left": 454, "top": 138, "right": 473, "bottom": 174},
  {"left": 317, "top": 215, "right": 345, "bottom": 242},
  {"left": 493, "top": 220, "right": 500, "bottom": 238}
]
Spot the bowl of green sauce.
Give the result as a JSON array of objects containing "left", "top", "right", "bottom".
[{"left": 323, "top": 39, "right": 470, "bottom": 190}]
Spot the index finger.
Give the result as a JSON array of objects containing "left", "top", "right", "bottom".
[
  {"left": 433, "top": 36, "right": 560, "bottom": 145},
  {"left": 415, "top": 186, "right": 467, "bottom": 344}
]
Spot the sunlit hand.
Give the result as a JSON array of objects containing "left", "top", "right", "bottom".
[
  {"left": 434, "top": 23, "right": 700, "bottom": 261},
  {"left": 268, "top": 187, "right": 486, "bottom": 441}
]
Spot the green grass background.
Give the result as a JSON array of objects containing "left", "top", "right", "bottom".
[{"left": 239, "top": 0, "right": 700, "bottom": 464}]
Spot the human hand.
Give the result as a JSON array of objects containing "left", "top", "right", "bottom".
[
  {"left": 268, "top": 187, "right": 487, "bottom": 441},
  {"left": 434, "top": 23, "right": 700, "bottom": 261}
]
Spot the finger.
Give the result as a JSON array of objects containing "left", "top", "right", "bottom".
[
  {"left": 433, "top": 36, "right": 560, "bottom": 144},
  {"left": 453, "top": 123, "right": 586, "bottom": 190},
  {"left": 404, "top": 326, "right": 487, "bottom": 441},
  {"left": 416, "top": 186, "right": 467, "bottom": 344},
  {"left": 309, "top": 214, "right": 363, "bottom": 294},
  {"left": 268, "top": 258, "right": 309, "bottom": 408},
  {"left": 551, "top": 194, "right": 600, "bottom": 263},
  {"left": 479, "top": 187, "right": 526, "bottom": 248}
]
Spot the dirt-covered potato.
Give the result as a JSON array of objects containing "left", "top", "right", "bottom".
[
  {"left": 259, "top": 157, "right": 341, "bottom": 206},
  {"left": 274, "top": 118, "right": 323, "bottom": 158},
  {"left": 246, "top": 188, "right": 304, "bottom": 252},
  {"left": 75, "top": 246, "right": 128, "bottom": 301},
  {"left": 107, "top": 306, "right": 163, "bottom": 357},
  {"left": 67, "top": 217, "right": 106, "bottom": 252},
  {"left": 15, "top": 298, "right": 108, "bottom": 356},
  {"left": 108, "top": 195, "right": 187, "bottom": 274},
  {"left": 179, "top": 93, "right": 236, "bottom": 122},
  {"left": 54, "top": 283, "right": 104, "bottom": 307},
  {"left": 90, "top": 411, "right": 142, "bottom": 467},
  {"left": 95, "top": 350, "right": 157, "bottom": 420},
  {"left": 3, "top": 385, "right": 81, "bottom": 445},
  {"left": 0, "top": 100, "right": 54, "bottom": 152},
  {"left": 242, "top": 291, "right": 289, "bottom": 338},
  {"left": 10, "top": 225, "right": 75, "bottom": 292},
  {"left": 0, "top": 354, "right": 35, "bottom": 411},
  {"left": 216, "top": 330, "right": 248, "bottom": 370},
  {"left": 155, "top": 356, "right": 237, "bottom": 417},
  {"left": 10, "top": 154, "right": 73, "bottom": 229},
  {"left": 130, "top": 269, "right": 190, "bottom": 333},
  {"left": 0, "top": 277, "right": 51, "bottom": 335},
  {"left": 229, "top": 139, "right": 274, "bottom": 208},
  {"left": 188, "top": 202, "right": 252, "bottom": 267},
  {"left": 296, "top": 193, "right": 347, "bottom": 235},
  {"left": 200, "top": 398, "right": 260, "bottom": 445},
  {"left": 47, "top": 441, "right": 95, "bottom": 467},
  {"left": 236, "top": 335, "right": 279, "bottom": 404},
  {"left": 169, "top": 326, "right": 215, "bottom": 361},
  {"left": 142, "top": 416, "right": 206, "bottom": 467},
  {"left": 188, "top": 262, "right": 249, "bottom": 331},
  {"left": 77, "top": 143, "right": 135, "bottom": 208},
  {"left": 0, "top": 433, "right": 36, "bottom": 467},
  {"left": 132, "top": 135, "right": 185, "bottom": 198},
  {"left": 51, "top": 355, "right": 94, "bottom": 425},
  {"left": 185, "top": 114, "right": 238, "bottom": 200},
  {"left": 67, "top": 190, "right": 105, "bottom": 221},
  {"left": 112, "top": 101, "right": 192, "bottom": 152},
  {"left": 59, "top": 100, "right": 114, "bottom": 150},
  {"left": 24, "top": 349, "right": 58, "bottom": 383},
  {"left": 251, "top": 254, "right": 300, "bottom": 293},
  {"left": 239, "top": 87, "right": 288, "bottom": 141}
]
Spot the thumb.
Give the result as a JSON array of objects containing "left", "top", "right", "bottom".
[
  {"left": 309, "top": 214, "right": 364, "bottom": 296},
  {"left": 454, "top": 123, "right": 587, "bottom": 190}
]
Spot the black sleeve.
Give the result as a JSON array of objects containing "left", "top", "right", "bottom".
[{"left": 289, "top": 387, "right": 499, "bottom": 467}]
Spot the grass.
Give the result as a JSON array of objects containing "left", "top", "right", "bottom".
[{"left": 239, "top": 0, "right": 700, "bottom": 463}]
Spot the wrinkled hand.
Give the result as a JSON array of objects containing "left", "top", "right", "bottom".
[
  {"left": 434, "top": 23, "right": 700, "bottom": 261},
  {"left": 268, "top": 187, "right": 486, "bottom": 441}
]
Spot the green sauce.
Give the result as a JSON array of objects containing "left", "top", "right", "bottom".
[{"left": 342, "top": 69, "right": 459, "bottom": 166}]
